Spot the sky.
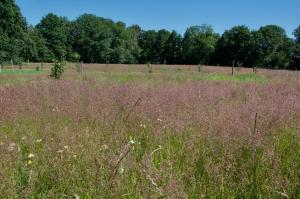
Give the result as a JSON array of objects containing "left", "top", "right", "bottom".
[{"left": 16, "top": 0, "right": 300, "bottom": 38}]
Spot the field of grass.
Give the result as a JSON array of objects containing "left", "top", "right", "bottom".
[{"left": 1, "top": 64, "right": 300, "bottom": 198}]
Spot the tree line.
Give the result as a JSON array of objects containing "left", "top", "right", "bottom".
[{"left": 1, "top": 0, "right": 300, "bottom": 69}]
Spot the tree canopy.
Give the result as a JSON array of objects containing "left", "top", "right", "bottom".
[{"left": 0, "top": 0, "right": 299, "bottom": 70}]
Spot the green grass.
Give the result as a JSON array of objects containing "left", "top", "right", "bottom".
[
  {"left": 0, "top": 69, "right": 48, "bottom": 75},
  {"left": 0, "top": 65, "right": 268, "bottom": 86},
  {"left": 202, "top": 73, "right": 267, "bottom": 83},
  {"left": 84, "top": 70, "right": 268, "bottom": 84},
  {"left": 0, "top": 64, "right": 297, "bottom": 198},
  {"left": 1, "top": 117, "right": 300, "bottom": 198}
]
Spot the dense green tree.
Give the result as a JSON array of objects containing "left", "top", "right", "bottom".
[
  {"left": 69, "top": 14, "right": 114, "bottom": 63},
  {"left": 127, "top": 25, "right": 142, "bottom": 63},
  {"left": 0, "top": 0, "right": 27, "bottom": 63},
  {"left": 0, "top": 30, "right": 10, "bottom": 62},
  {"left": 0, "top": 0, "right": 299, "bottom": 69},
  {"left": 138, "top": 30, "right": 158, "bottom": 63},
  {"left": 165, "top": 31, "right": 182, "bottom": 64},
  {"left": 294, "top": 26, "right": 300, "bottom": 43},
  {"left": 294, "top": 26, "right": 300, "bottom": 56},
  {"left": 110, "top": 22, "right": 139, "bottom": 64},
  {"left": 0, "top": 0, "right": 26, "bottom": 39},
  {"left": 24, "top": 27, "right": 51, "bottom": 62},
  {"left": 254, "top": 25, "right": 294, "bottom": 69},
  {"left": 20, "top": 27, "right": 38, "bottom": 62},
  {"left": 214, "top": 26, "right": 255, "bottom": 67},
  {"left": 36, "top": 13, "right": 70, "bottom": 60},
  {"left": 292, "top": 26, "right": 300, "bottom": 69},
  {"left": 182, "top": 25, "right": 219, "bottom": 65},
  {"left": 154, "top": 29, "right": 171, "bottom": 64}
]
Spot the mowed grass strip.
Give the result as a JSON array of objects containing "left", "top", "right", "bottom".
[{"left": 0, "top": 69, "right": 48, "bottom": 75}]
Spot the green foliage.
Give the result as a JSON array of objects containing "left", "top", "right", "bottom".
[
  {"left": 69, "top": 14, "right": 139, "bottom": 64},
  {"left": 0, "top": 0, "right": 26, "bottom": 39},
  {"left": 36, "top": 13, "right": 70, "bottom": 61},
  {"left": 165, "top": 31, "right": 182, "bottom": 64},
  {"left": 0, "top": 0, "right": 298, "bottom": 70},
  {"left": 254, "top": 25, "right": 294, "bottom": 69},
  {"left": 147, "top": 62, "right": 152, "bottom": 73},
  {"left": 0, "top": 0, "right": 26, "bottom": 63},
  {"left": 197, "top": 64, "right": 202, "bottom": 72},
  {"left": 1, "top": 117, "right": 300, "bottom": 198},
  {"left": 214, "top": 25, "right": 255, "bottom": 67},
  {"left": 138, "top": 30, "right": 159, "bottom": 64},
  {"left": 50, "top": 60, "right": 65, "bottom": 79},
  {"left": 182, "top": 25, "right": 219, "bottom": 65}
]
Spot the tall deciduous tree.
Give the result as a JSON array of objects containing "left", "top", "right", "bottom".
[
  {"left": 36, "top": 13, "right": 70, "bottom": 61},
  {"left": 294, "top": 26, "right": 300, "bottom": 56},
  {"left": 182, "top": 25, "right": 219, "bottom": 65},
  {"left": 293, "top": 26, "right": 300, "bottom": 69},
  {"left": 0, "top": 0, "right": 27, "bottom": 63},
  {"left": 138, "top": 30, "right": 158, "bottom": 64},
  {"left": 214, "top": 25, "right": 255, "bottom": 67},
  {"left": 165, "top": 31, "right": 182, "bottom": 64},
  {"left": 70, "top": 14, "right": 137, "bottom": 64},
  {"left": 254, "top": 25, "right": 294, "bottom": 69}
]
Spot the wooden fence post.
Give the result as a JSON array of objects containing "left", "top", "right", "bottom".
[
  {"left": 11, "top": 59, "right": 14, "bottom": 72},
  {"left": 0, "top": 63, "right": 2, "bottom": 73},
  {"left": 80, "top": 61, "right": 83, "bottom": 75},
  {"left": 232, "top": 60, "right": 235, "bottom": 76}
]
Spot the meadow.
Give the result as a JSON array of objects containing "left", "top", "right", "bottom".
[{"left": 1, "top": 64, "right": 300, "bottom": 198}]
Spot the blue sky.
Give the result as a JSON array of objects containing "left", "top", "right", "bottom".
[{"left": 16, "top": 0, "right": 300, "bottom": 38}]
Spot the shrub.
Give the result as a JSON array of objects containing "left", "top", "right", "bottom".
[
  {"left": 235, "top": 62, "right": 243, "bottom": 72},
  {"left": 147, "top": 62, "right": 152, "bottom": 74},
  {"left": 50, "top": 60, "right": 65, "bottom": 79},
  {"left": 197, "top": 64, "right": 202, "bottom": 72}
]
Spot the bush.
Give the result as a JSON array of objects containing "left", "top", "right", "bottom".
[
  {"left": 50, "top": 60, "right": 65, "bottom": 79},
  {"left": 147, "top": 62, "right": 152, "bottom": 74},
  {"left": 197, "top": 64, "right": 202, "bottom": 72}
]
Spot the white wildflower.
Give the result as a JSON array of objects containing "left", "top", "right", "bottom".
[
  {"left": 139, "top": 124, "right": 146, "bottom": 129},
  {"left": 57, "top": 149, "right": 64, "bottom": 153},
  {"left": 129, "top": 136, "right": 135, "bottom": 145},
  {"left": 27, "top": 160, "right": 33, "bottom": 165},
  {"left": 36, "top": 139, "right": 43, "bottom": 143},
  {"left": 28, "top": 153, "right": 34, "bottom": 158},
  {"left": 101, "top": 144, "right": 109, "bottom": 151},
  {"left": 119, "top": 166, "right": 125, "bottom": 174},
  {"left": 7, "top": 143, "right": 16, "bottom": 152}
]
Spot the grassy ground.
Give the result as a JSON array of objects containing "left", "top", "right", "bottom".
[
  {"left": 0, "top": 64, "right": 300, "bottom": 198},
  {"left": 0, "top": 69, "right": 47, "bottom": 75}
]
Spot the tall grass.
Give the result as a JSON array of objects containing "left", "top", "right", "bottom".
[{"left": 0, "top": 65, "right": 300, "bottom": 198}]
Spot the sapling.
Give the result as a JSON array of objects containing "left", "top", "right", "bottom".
[
  {"left": 11, "top": 59, "right": 14, "bottom": 72},
  {"left": 235, "top": 62, "right": 243, "bottom": 72},
  {"left": 50, "top": 60, "right": 65, "bottom": 79},
  {"left": 197, "top": 64, "right": 202, "bottom": 72},
  {"left": 75, "top": 62, "right": 81, "bottom": 72},
  {"left": 147, "top": 62, "right": 152, "bottom": 73}
]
